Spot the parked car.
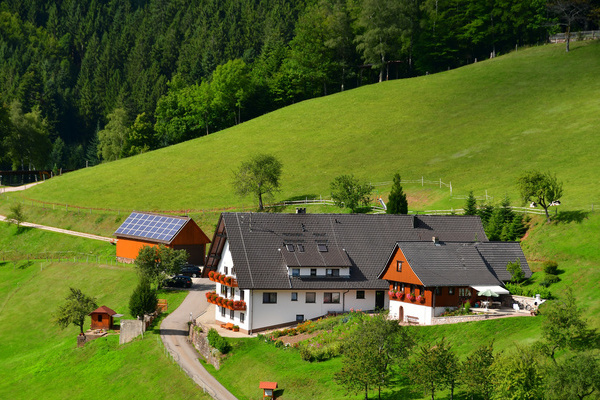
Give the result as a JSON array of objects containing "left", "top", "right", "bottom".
[
  {"left": 163, "top": 275, "right": 192, "bottom": 288},
  {"left": 180, "top": 264, "right": 202, "bottom": 278}
]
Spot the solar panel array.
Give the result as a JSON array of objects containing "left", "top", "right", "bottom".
[{"left": 115, "top": 212, "right": 187, "bottom": 242}]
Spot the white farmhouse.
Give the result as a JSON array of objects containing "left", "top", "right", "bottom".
[{"left": 204, "top": 212, "right": 494, "bottom": 334}]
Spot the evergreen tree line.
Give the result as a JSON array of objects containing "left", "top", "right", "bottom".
[
  {"left": 464, "top": 191, "right": 528, "bottom": 241},
  {"left": 1, "top": 0, "right": 598, "bottom": 170}
]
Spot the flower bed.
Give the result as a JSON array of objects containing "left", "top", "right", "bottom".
[
  {"left": 205, "top": 292, "right": 246, "bottom": 310},
  {"left": 208, "top": 271, "right": 238, "bottom": 287}
]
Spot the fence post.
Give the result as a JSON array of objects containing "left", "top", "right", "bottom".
[
  {"left": 422, "top": 176, "right": 424, "bottom": 186},
  {"left": 450, "top": 182, "right": 452, "bottom": 194},
  {"left": 439, "top": 178, "right": 442, "bottom": 188}
]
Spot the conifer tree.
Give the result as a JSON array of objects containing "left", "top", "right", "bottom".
[
  {"left": 386, "top": 173, "right": 408, "bottom": 214},
  {"left": 463, "top": 191, "right": 478, "bottom": 215}
]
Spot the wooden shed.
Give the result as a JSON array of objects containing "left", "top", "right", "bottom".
[
  {"left": 89, "top": 306, "right": 117, "bottom": 331},
  {"left": 113, "top": 212, "right": 211, "bottom": 265}
]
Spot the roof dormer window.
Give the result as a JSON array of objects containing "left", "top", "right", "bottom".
[
  {"left": 317, "top": 243, "right": 328, "bottom": 252},
  {"left": 297, "top": 244, "right": 305, "bottom": 252},
  {"left": 285, "top": 243, "right": 294, "bottom": 252}
]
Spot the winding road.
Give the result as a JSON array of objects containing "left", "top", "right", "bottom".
[{"left": 160, "top": 278, "right": 238, "bottom": 400}]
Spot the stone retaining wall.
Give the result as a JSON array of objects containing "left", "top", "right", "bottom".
[
  {"left": 189, "top": 323, "right": 221, "bottom": 370},
  {"left": 432, "top": 313, "right": 495, "bottom": 325}
]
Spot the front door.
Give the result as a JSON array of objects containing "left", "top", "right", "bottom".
[
  {"left": 375, "top": 291, "right": 385, "bottom": 310},
  {"left": 399, "top": 306, "right": 404, "bottom": 322}
]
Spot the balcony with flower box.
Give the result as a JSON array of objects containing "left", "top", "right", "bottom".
[
  {"left": 208, "top": 271, "right": 238, "bottom": 287},
  {"left": 205, "top": 292, "right": 246, "bottom": 311}
]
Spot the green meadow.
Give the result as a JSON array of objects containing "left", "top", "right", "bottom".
[{"left": 12, "top": 41, "right": 600, "bottom": 214}]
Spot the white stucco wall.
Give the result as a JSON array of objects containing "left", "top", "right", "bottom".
[
  {"left": 389, "top": 299, "right": 434, "bottom": 325},
  {"left": 214, "top": 239, "right": 390, "bottom": 332}
]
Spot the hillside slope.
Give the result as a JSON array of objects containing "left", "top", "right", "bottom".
[{"left": 23, "top": 41, "right": 600, "bottom": 211}]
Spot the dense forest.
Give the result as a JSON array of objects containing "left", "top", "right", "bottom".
[{"left": 0, "top": 0, "right": 598, "bottom": 172}]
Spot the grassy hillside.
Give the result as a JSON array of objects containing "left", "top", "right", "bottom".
[
  {"left": 16, "top": 41, "right": 600, "bottom": 213},
  {"left": 0, "top": 257, "right": 208, "bottom": 399}
]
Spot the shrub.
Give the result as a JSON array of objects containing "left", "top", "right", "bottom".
[
  {"left": 543, "top": 261, "right": 558, "bottom": 275},
  {"left": 129, "top": 278, "right": 157, "bottom": 318},
  {"left": 543, "top": 273, "right": 560, "bottom": 285},
  {"left": 207, "top": 328, "right": 231, "bottom": 354},
  {"left": 505, "top": 283, "right": 552, "bottom": 299},
  {"left": 464, "top": 300, "right": 471, "bottom": 313}
]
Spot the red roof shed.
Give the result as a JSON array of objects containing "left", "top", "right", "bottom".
[{"left": 89, "top": 306, "right": 117, "bottom": 331}]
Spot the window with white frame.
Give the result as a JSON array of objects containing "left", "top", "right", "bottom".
[
  {"left": 240, "top": 312, "right": 245, "bottom": 323},
  {"left": 221, "top": 307, "right": 226, "bottom": 317},
  {"left": 221, "top": 285, "right": 228, "bottom": 296},
  {"left": 230, "top": 309, "right": 234, "bottom": 319},
  {"left": 291, "top": 292, "right": 298, "bottom": 301},
  {"left": 324, "top": 292, "right": 340, "bottom": 303}
]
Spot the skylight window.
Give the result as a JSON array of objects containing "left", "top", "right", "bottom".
[
  {"left": 317, "top": 243, "right": 328, "bottom": 252},
  {"left": 286, "top": 243, "right": 295, "bottom": 252},
  {"left": 297, "top": 244, "right": 305, "bottom": 252}
]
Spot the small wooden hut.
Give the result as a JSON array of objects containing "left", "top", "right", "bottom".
[{"left": 89, "top": 306, "right": 117, "bottom": 331}]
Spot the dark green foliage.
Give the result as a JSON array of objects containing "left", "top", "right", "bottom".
[
  {"left": 462, "top": 342, "right": 495, "bottom": 400},
  {"left": 545, "top": 351, "right": 600, "bottom": 400},
  {"left": 543, "top": 260, "right": 559, "bottom": 275},
  {"left": 207, "top": 328, "right": 231, "bottom": 354},
  {"left": 129, "top": 278, "right": 158, "bottom": 318},
  {"left": 233, "top": 153, "right": 283, "bottom": 210},
  {"left": 386, "top": 173, "right": 408, "bottom": 214},
  {"left": 506, "top": 259, "right": 525, "bottom": 283},
  {"left": 540, "top": 287, "right": 587, "bottom": 362},
  {"left": 541, "top": 273, "right": 560, "bottom": 286},
  {"left": 463, "top": 191, "right": 478, "bottom": 215},
  {"left": 491, "top": 345, "right": 545, "bottom": 400},
  {"left": 481, "top": 197, "right": 527, "bottom": 241},
  {"left": 505, "top": 283, "right": 551, "bottom": 299},
  {"left": 134, "top": 245, "right": 188, "bottom": 289},
  {"left": 54, "top": 287, "right": 98, "bottom": 335},
  {"left": 335, "top": 312, "right": 414, "bottom": 399},
  {"left": 411, "top": 338, "right": 460, "bottom": 400},
  {"left": 0, "top": 0, "right": 578, "bottom": 169},
  {"left": 330, "top": 174, "right": 373, "bottom": 212}
]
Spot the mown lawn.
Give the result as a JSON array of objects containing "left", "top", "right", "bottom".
[{"left": 0, "top": 258, "right": 207, "bottom": 399}]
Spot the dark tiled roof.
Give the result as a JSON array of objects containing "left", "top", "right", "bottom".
[
  {"left": 220, "top": 213, "right": 488, "bottom": 290},
  {"left": 475, "top": 242, "right": 532, "bottom": 281},
  {"left": 280, "top": 242, "right": 352, "bottom": 268},
  {"left": 394, "top": 242, "right": 504, "bottom": 287}
]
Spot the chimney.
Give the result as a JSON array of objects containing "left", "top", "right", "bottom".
[
  {"left": 296, "top": 207, "right": 306, "bottom": 214},
  {"left": 432, "top": 236, "right": 440, "bottom": 245}
]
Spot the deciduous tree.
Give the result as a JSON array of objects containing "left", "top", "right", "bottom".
[
  {"left": 330, "top": 174, "right": 373, "bottom": 212},
  {"left": 541, "top": 287, "right": 587, "bottom": 363},
  {"left": 545, "top": 350, "right": 600, "bottom": 399},
  {"left": 462, "top": 342, "right": 495, "bottom": 400},
  {"left": 411, "top": 338, "right": 459, "bottom": 400},
  {"left": 233, "top": 154, "right": 283, "bottom": 211},
  {"left": 135, "top": 245, "right": 188, "bottom": 289},
  {"left": 518, "top": 170, "right": 563, "bottom": 223},
  {"left": 335, "top": 312, "right": 414, "bottom": 400},
  {"left": 6, "top": 203, "right": 26, "bottom": 229},
  {"left": 491, "top": 345, "right": 544, "bottom": 400},
  {"left": 55, "top": 287, "right": 98, "bottom": 335},
  {"left": 97, "top": 107, "right": 129, "bottom": 162}
]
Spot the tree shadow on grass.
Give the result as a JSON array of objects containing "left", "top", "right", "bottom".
[
  {"left": 17, "top": 260, "right": 34, "bottom": 269},
  {"left": 13, "top": 226, "right": 32, "bottom": 235},
  {"left": 553, "top": 210, "right": 589, "bottom": 224}
]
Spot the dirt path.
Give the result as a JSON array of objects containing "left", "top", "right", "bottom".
[{"left": 0, "top": 214, "right": 113, "bottom": 242}]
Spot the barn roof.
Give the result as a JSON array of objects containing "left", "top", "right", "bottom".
[
  {"left": 210, "top": 213, "right": 489, "bottom": 290},
  {"left": 113, "top": 212, "right": 191, "bottom": 244}
]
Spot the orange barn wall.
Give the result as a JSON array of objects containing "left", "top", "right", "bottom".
[{"left": 116, "top": 238, "right": 159, "bottom": 261}]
